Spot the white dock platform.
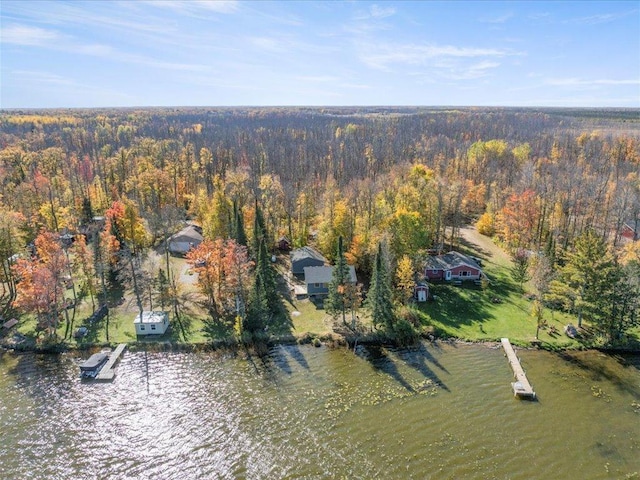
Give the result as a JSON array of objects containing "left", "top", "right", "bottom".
[
  {"left": 95, "top": 343, "right": 127, "bottom": 381},
  {"left": 501, "top": 338, "right": 536, "bottom": 399}
]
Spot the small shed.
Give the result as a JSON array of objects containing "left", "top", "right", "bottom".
[
  {"left": 290, "top": 246, "right": 327, "bottom": 276},
  {"left": 414, "top": 282, "right": 429, "bottom": 302},
  {"left": 277, "top": 236, "right": 291, "bottom": 251},
  {"left": 168, "top": 224, "right": 203, "bottom": 255},
  {"left": 304, "top": 265, "right": 357, "bottom": 296},
  {"left": 134, "top": 311, "right": 169, "bottom": 335}
]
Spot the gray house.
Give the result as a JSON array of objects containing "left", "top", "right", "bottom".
[
  {"left": 290, "top": 246, "right": 327, "bottom": 276},
  {"left": 168, "top": 224, "right": 203, "bottom": 255},
  {"left": 304, "top": 265, "right": 357, "bottom": 296}
]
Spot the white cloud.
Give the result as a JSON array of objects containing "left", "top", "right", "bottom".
[
  {"left": 370, "top": 5, "right": 396, "bottom": 19},
  {"left": 445, "top": 61, "right": 501, "bottom": 80},
  {"left": 9, "top": 70, "right": 76, "bottom": 86},
  {"left": 567, "top": 10, "right": 638, "bottom": 25},
  {"left": 546, "top": 78, "right": 640, "bottom": 86},
  {"left": 142, "top": 0, "right": 239, "bottom": 15},
  {"left": 295, "top": 75, "right": 341, "bottom": 83},
  {"left": 250, "top": 36, "right": 283, "bottom": 52},
  {"left": 1, "top": 24, "right": 63, "bottom": 46},
  {"left": 2, "top": 22, "right": 211, "bottom": 73},
  {"left": 479, "top": 12, "right": 514, "bottom": 24},
  {"left": 359, "top": 42, "right": 515, "bottom": 70}
]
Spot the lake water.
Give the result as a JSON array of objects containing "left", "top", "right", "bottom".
[{"left": 1, "top": 342, "right": 639, "bottom": 479}]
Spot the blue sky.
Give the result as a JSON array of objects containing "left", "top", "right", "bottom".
[{"left": 1, "top": 1, "right": 638, "bottom": 108}]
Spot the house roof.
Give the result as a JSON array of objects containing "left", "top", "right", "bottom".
[
  {"left": 134, "top": 311, "right": 168, "bottom": 324},
  {"left": 304, "top": 265, "right": 357, "bottom": 284},
  {"left": 290, "top": 246, "right": 327, "bottom": 264},
  {"left": 169, "top": 225, "right": 203, "bottom": 245},
  {"left": 425, "top": 251, "right": 482, "bottom": 271}
]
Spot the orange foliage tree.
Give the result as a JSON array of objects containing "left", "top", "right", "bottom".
[
  {"left": 12, "top": 230, "right": 69, "bottom": 338},
  {"left": 186, "top": 238, "right": 251, "bottom": 324},
  {"left": 497, "top": 189, "right": 540, "bottom": 249}
]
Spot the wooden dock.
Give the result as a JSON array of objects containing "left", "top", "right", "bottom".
[
  {"left": 95, "top": 343, "right": 127, "bottom": 381},
  {"left": 501, "top": 338, "right": 536, "bottom": 399}
]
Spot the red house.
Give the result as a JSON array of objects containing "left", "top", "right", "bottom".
[
  {"left": 424, "top": 251, "right": 484, "bottom": 282},
  {"left": 621, "top": 219, "right": 639, "bottom": 241}
]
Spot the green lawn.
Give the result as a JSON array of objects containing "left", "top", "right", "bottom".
[
  {"left": 286, "top": 298, "right": 331, "bottom": 335},
  {"left": 417, "top": 227, "right": 583, "bottom": 347}
]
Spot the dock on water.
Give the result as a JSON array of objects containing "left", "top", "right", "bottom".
[
  {"left": 501, "top": 338, "right": 536, "bottom": 399},
  {"left": 95, "top": 343, "right": 127, "bottom": 381}
]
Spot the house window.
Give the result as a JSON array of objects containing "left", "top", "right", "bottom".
[
  {"left": 461, "top": 271, "right": 469, "bottom": 277},
  {"left": 314, "top": 283, "right": 324, "bottom": 288},
  {"left": 151, "top": 325, "right": 156, "bottom": 330},
  {"left": 432, "top": 269, "right": 438, "bottom": 274},
  {"left": 140, "top": 325, "right": 146, "bottom": 331}
]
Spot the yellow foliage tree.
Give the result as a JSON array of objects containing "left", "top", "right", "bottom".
[{"left": 476, "top": 211, "right": 495, "bottom": 236}]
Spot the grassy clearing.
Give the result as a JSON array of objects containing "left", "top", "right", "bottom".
[
  {"left": 417, "top": 227, "right": 580, "bottom": 347},
  {"left": 286, "top": 297, "right": 331, "bottom": 335}
]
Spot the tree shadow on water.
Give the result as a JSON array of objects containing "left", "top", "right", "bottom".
[
  {"left": 285, "top": 343, "right": 310, "bottom": 370},
  {"left": 558, "top": 350, "right": 640, "bottom": 398},
  {"left": 357, "top": 344, "right": 416, "bottom": 393},
  {"left": 391, "top": 343, "right": 450, "bottom": 392}
]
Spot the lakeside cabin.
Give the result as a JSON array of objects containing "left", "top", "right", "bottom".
[
  {"left": 424, "top": 251, "right": 485, "bottom": 283},
  {"left": 290, "top": 246, "right": 327, "bottom": 276},
  {"left": 134, "top": 311, "right": 170, "bottom": 335},
  {"left": 168, "top": 224, "right": 203, "bottom": 256},
  {"left": 304, "top": 265, "right": 357, "bottom": 297}
]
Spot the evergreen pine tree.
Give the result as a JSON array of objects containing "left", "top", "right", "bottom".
[
  {"left": 325, "top": 236, "right": 353, "bottom": 324},
  {"left": 366, "top": 242, "right": 395, "bottom": 331},
  {"left": 252, "top": 203, "right": 280, "bottom": 320},
  {"left": 81, "top": 197, "right": 93, "bottom": 225},
  {"left": 245, "top": 270, "right": 268, "bottom": 335},
  {"left": 546, "top": 230, "right": 620, "bottom": 334},
  {"left": 231, "top": 200, "right": 247, "bottom": 246}
]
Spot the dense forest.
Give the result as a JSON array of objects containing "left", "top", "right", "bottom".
[{"left": 1, "top": 107, "right": 639, "bottom": 345}]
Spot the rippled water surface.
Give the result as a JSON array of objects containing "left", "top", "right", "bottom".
[{"left": 1, "top": 343, "right": 639, "bottom": 479}]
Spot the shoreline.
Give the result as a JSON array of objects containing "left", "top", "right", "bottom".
[{"left": 2, "top": 331, "right": 638, "bottom": 355}]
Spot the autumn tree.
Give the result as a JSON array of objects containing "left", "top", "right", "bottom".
[
  {"left": 0, "top": 207, "right": 27, "bottom": 305},
  {"left": 497, "top": 190, "right": 540, "bottom": 249},
  {"left": 187, "top": 238, "right": 251, "bottom": 326},
  {"left": 395, "top": 254, "right": 415, "bottom": 304},
  {"left": 12, "top": 230, "right": 69, "bottom": 339}
]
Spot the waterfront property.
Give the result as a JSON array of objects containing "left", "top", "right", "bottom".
[
  {"left": 303, "top": 265, "right": 357, "bottom": 296},
  {"left": 290, "top": 246, "right": 327, "bottom": 276},
  {"left": 134, "top": 311, "right": 170, "bottom": 335},
  {"left": 424, "top": 251, "right": 485, "bottom": 282}
]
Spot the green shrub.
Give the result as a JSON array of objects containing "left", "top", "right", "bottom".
[{"left": 393, "top": 319, "right": 418, "bottom": 346}]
